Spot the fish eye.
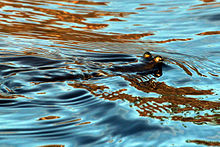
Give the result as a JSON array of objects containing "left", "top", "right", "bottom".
[
  {"left": 154, "top": 56, "right": 163, "bottom": 63},
  {"left": 143, "top": 52, "right": 152, "bottom": 59}
]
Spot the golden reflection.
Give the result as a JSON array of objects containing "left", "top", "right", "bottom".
[
  {"left": 39, "top": 145, "right": 65, "bottom": 147},
  {"left": 75, "top": 121, "right": 91, "bottom": 126},
  {"left": 172, "top": 60, "right": 193, "bottom": 76},
  {"left": 53, "top": 117, "right": 91, "bottom": 126},
  {"left": 37, "top": 92, "right": 46, "bottom": 95},
  {"left": 148, "top": 38, "right": 192, "bottom": 43},
  {"left": 183, "top": 61, "right": 207, "bottom": 77},
  {"left": 71, "top": 0, "right": 108, "bottom": 5},
  {"left": 187, "top": 140, "right": 220, "bottom": 146},
  {"left": 208, "top": 72, "right": 219, "bottom": 77},
  {"left": 38, "top": 116, "right": 60, "bottom": 120},
  {"left": 123, "top": 76, "right": 213, "bottom": 95},
  {"left": 68, "top": 71, "right": 219, "bottom": 124},
  {"left": 189, "top": 2, "right": 220, "bottom": 10},
  {"left": 0, "top": 0, "right": 151, "bottom": 43},
  {"left": 200, "top": 0, "right": 216, "bottom": 2},
  {"left": 0, "top": 94, "right": 16, "bottom": 99},
  {"left": 72, "top": 23, "right": 108, "bottom": 30},
  {"left": 197, "top": 31, "right": 220, "bottom": 35},
  {"left": 107, "top": 18, "right": 125, "bottom": 21},
  {"left": 135, "top": 7, "right": 147, "bottom": 10},
  {"left": 0, "top": 94, "right": 31, "bottom": 99}
]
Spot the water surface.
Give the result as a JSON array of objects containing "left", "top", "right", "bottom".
[{"left": 0, "top": 0, "right": 219, "bottom": 146}]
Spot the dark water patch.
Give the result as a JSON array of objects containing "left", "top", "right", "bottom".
[
  {"left": 76, "top": 135, "right": 104, "bottom": 145},
  {"left": 0, "top": 100, "right": 172, "bottom": 145},
  {"left": 74, "top": 52, "right": 134, "bottom": 58},
  {"left": 97, "top": 115, "right": 169, "bottom": 137},
  {"left": 57, "top": 90, "right": 88, "bottom": 100},
  {"left": 86, "top": 102, "right": 117, "bottom": 118},
  {"left": 68, "top": 52, "right": 137, "bottom": 63},
  {"left": 90, "top": 58, "right": 137, "bottom": 62},
  {"left": 29, "top": 100, "right": 58, "bottom": 107},
  {"left": 2, "top": 65, "right": 68, "bottom": 76},
  {"left": 0, "top": 65, "right": 16, "bottom": 71},
  {"left": 0, "top": 56, "right": 63, "bottom": 67},
  {"left": 0, "top": 99, "right": 45, "bottom": 108},
  {"left": 2, "top": 68, "right": 34, "bottom": 76},
  {"left": 23, "top": 89, "right": 101, "bottom": 108},
  {"left": 58, "top": 94, "right": 97, "bottom": 106},
  {"left": 0, "top": 99, "right": 17, "bottom": 104},
  {"left": 202, "top": 13, "right": 220, "bottom": 21},
  {"left": 0, "top": 125, "right": 77, "bottom": 138},
  {"left": 5, "top": 82, "right": 52, "bottom": 94},
  {"left": 0, "top": 44, "right": 8, "bottom": 47},
  {"left": 27, "top": 72, "right": 103, "bottom": 82},
  {"left": 28, "top": 73, "right": 83, "bottom": 82},
  {"left": 9, "top": 102, "right": 40, "bottom": 108}
]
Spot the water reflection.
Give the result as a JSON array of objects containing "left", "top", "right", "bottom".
[
  {"left": 0, "top": 0, "right": 219, "bottom": 146},
  {"left": 70, "top": 73, "right": 218, "bottom": 125},
  {"left": 0, "top": 0, "right": 151, "bottom": 43}
]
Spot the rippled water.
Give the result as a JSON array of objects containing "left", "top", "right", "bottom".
[{"left": 0, "top": 0, "right": 219, "bottom": 146}]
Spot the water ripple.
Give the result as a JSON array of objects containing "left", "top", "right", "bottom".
[{"left": 0, "top": 0, "right": 219, "bottom": 146}]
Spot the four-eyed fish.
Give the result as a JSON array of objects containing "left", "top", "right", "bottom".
[{"left": 109, "top": 52, "right": 164, "bottom": 77}]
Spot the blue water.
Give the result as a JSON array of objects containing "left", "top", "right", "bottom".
[{"left": 0, "top": 0, "right": 219, "bottom": 146}]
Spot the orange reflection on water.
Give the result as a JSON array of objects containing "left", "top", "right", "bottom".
[
  {"left": 148, "top": 38, "right": 192, "bottom": 44},
  {"left": 71, "top": 0, "right": 108, "bottom": 5},
  {"left": 38, "top": 116, "right": 60, "bottom": 121},
  {"left": 187, "top": 140, "right": 220, "bottom": 146},
  {"left": 123, "top": 76, "right": 213, "bottom": 95},
  {"left": 172, "top": 61, "right": 193, "bottom": 76},
  {"left": 172, "top": 114, "right": 219, "bottom": 124},
  {"left": 0, "top": 94, "right": 16, "bottom": 99},
  {"left": 135, "top": 7, "right": 147, "bottom": 10},
  {"left": 0, "top": 0, "right": 152, "bottom": 43},
  {"left": 69, "top": 72, "right": 219, "bottom": 124},
  {"left": 39, "top": 145, "right": 65, "bottom": 147},
  {"left": 197, "top": 31, "right": 220, "bottom": 35},
  {"left": 0, "top": 94, "right": 31, "bottom": 99},
  {"left": 189, "top": 2, "right": 220, "bottom": 10},
  {"left": 53, "top": 117, "right": 91, "bottom": 126},
  {"left": 107, "top": 18, "right": 125, "bottom": 21},
  {"left": 75, "top": 121, "right": 91, "bottom": 126},
  {"left": 200, "top": 0, "right": 216, "bottom": 2}
]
